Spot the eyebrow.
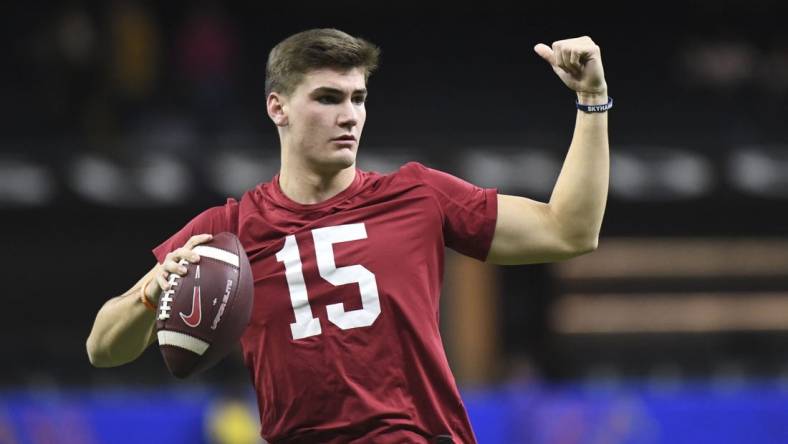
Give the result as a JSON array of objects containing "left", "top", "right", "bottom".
[{"left": 310, "top": 87, "right": 368, "bottom": 96}]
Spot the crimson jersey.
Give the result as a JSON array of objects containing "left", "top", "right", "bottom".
[{"left": 153, "top": 162, "right": 498, "bottom": 443}]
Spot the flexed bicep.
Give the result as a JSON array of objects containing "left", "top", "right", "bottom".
[{"left": 486, "top": 194, "right": 594, "bottom": 265}]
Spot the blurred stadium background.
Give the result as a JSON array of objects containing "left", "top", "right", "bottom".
[{"left": 2, "top": 1, "right": 788, "bottom": 443}]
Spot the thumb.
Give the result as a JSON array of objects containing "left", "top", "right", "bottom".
[{"left": 533, "top": 43, "right": 555, "bottom": 65}]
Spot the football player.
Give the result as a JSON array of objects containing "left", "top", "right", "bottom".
[{"left": 87, "top": 28, "right": 609, "bottom": 443}]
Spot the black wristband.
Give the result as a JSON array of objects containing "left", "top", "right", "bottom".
[{"left": 576, "top": 96, "right": 613, "bottom": 113}]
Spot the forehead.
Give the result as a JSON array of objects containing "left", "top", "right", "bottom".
[{"left": 296, "top": 67, "right": 367, "bottom": 94}]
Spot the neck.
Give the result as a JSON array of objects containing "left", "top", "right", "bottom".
[{"left": 278, "top": 160, "right": 357, "bottom": 205}]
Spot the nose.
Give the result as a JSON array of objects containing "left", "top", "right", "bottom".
[{"left": 337, "top": 100, "right": 358, "bottom": 131}]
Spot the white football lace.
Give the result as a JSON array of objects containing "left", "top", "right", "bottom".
[{"left": 158, "top": 259, "right": 188, "bottom": 321}]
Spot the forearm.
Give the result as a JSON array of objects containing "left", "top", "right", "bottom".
[
  {"left": 86, "top": 270, "right": 159, "bottom": 367},
  {"left": 548, "top": 91, "right": 609, "bottom": 250}
]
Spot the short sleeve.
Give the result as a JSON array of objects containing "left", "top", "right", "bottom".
[
  {"left": 402, "top": 162, "right": 498, "bottom": 261},
  {"left": 152, "top": 198, "right": 239, "bottom": 263}
]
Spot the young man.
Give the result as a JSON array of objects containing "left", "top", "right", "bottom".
[{"left": 86, "top": 28, "right": 609, "bottom": 443}]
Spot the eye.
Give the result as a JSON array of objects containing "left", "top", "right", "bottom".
[
  {"left": 317, "top": 96, "right": 339, "bottom": 104},
  {"left": 352, "top": 96, "right": 366, "bottom": 105}
]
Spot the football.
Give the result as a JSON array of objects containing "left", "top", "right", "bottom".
[{"left": 155, "top": 232, "right": 254, "bottom": 378}]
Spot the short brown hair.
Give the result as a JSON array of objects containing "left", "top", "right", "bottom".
[{"left": 265, "top": 28, "right": 381, "bottom": 97}]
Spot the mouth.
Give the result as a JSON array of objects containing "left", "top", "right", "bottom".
[{"left": 331, "top": 135, "right": 356, "bottom": 142}]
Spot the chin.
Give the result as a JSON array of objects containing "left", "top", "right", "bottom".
[
  {"left": 331, "top": 150, "right": 357, "bottom": 169},
  {"left": 311, "top": 153, "right": 356, "bottom": 173},
  {"left": 332, "top": 158, "right": 356, "bottom": 172}
]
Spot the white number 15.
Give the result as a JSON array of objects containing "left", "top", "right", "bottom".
[{"left": 275, "top": 223, "right": 381, "bottom": 340}]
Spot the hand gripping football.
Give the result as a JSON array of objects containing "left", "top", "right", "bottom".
[{"left": 155, "top": 232, "right": 253, "bottom": 378}]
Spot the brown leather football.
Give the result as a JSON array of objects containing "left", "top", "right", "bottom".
[{"left": 155, "top": 232, "right": 253, "bottom": 378}]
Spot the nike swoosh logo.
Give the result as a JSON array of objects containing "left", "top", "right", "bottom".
[{"left": 180, "top": 286, "right": 202, "bottom": 328}]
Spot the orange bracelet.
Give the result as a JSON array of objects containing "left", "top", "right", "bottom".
[{"left": 139, "top": 278, "right": 157, "bottom": 312}]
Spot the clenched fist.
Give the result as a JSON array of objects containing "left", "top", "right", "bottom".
[{"left": 534, "top": 36, "right": 607, "bottom": 100}]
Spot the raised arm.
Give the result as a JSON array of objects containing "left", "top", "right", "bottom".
[{"left": 487, "top": 36, "right": 609, "bottom": 265}]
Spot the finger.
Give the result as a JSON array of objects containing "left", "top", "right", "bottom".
[
  {"left": 185, "top": 233, "right": 213, "bottom": 249},
  {"left": 163, "top": 259, "right": 188, "bottom": 276},
  {"left": 554, "top": 44, "right": 572, "bottom": 75},
  {"left": 161, "top": 260, "right": 178, "bottom": 275},
  {"left": 552, "top": 42, "right": 564, "bottom": 68},
  {"left": 165, "top": 250, "right": 177, "bottom": 263},
  {"left": 173, "top": 247, "right": 199, "bottom": 265},
  {"left": 164, "top": 249, "right": 189, "bottom": 267},
  {"left": 165, "top": 250, "right": 181, "bottom": 267},
  {"left": 186, "top": 250, "right": 201, "bottom": 263},
  {"left": 533, "top": 43, "right": 555, "bottom": 65},
  {"left": 569, "top": 49, "right": 582, "bottom": 74},
  {"left": 156, "top": 271, "right": 170, "bottom": 291}
]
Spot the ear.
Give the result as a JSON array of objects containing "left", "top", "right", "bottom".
[{"left": 267, "top": 92, "right": 288, "bottom": 127}]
